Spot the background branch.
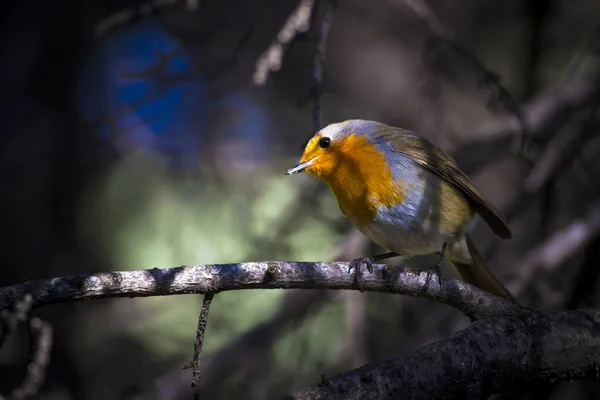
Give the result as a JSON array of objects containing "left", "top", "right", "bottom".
[
  {"left": 0, "top": 295, "right": 53, "bottom": 400},
  {"left": 404, "top": 0, "right": 529, "bottom": 151},
  {"left": 474, "top": 68, "right": 600, "bottom": 143},
  {"left": 511, "top": 200, "right": 600, "bottom": 297},
  {"left": 95, "top": 0, "right": 180, "bottom": 37},
  {"left": 253, "top": 0, "right": 318, "bottom": 85}
]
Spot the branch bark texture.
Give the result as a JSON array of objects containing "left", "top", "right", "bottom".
[
  {"left": 286, "top": 309, "right": 600, "bottom": 400},
  {"left": 0, "top": 262, "right": 519, "bottom": 321}
]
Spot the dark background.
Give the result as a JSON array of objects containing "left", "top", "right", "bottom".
[{"left": 1, "top": 0, "right": 600, "bottom": 399}]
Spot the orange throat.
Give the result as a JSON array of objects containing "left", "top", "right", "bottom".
[{"left": 311, "top": 136, "right": 404, "bottom": 227}]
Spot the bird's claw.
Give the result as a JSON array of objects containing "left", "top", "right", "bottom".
[
  {"left": 348, "top": 257, "right": 374, "bottom": 274},
  {"left": 419, "top": 262, "right": 444, "bottom": 293},
  {"left": 348, "top": 257, "right": 374, "bottom": 292}
]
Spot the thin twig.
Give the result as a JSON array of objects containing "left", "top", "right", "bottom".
[
  {"left": 191, "top": 293, "right": 215, "bottom": 399},
  {"left": 11, "top": 317, "right": 53, "bottom": 400},
  {"left": 403, "top": 0, "right": 529, "bottom": 152},
  {"left": 557, "top": 25, "right": 600, "bottom": 85},
  {"left": 95, "top": 0, "right": 179, "bottom": 37},
  {"left": 253, "top": 0, "right": 318, "bottom": 85},
  {"left": 453, "top": 66, "right": 600, "bottom": 178},
  {"left": 474, "top": 69, "right": 600, "bottom": 143},
  {"left": 523, "top": 121, "right": 583, "bottom": 193},
  {"left": 0, "top": 295, "right": 53, "bottom": 400},
  {"left": 511, "top": 200, "right": 600, "bottom": 297},
  {"left": 310, "top": 0, "right": 336, "bottom": 133}
]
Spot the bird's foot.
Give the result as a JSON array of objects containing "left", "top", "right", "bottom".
[
  {"left": 348, "top": 256, "right": 374, "bottom": 274},
  {"left": 420, "top": 243, "right": 447, "bottom": 293},
  {"left": 348, "top": 256, "right": 374, "bottom": 292},
  {"left": 419, "top": 261, "right": 444, "bottom": 293}
]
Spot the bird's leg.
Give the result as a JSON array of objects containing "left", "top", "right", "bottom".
[
  {"left": 348, "top": 252, "right": 401, "bottom": 291},
  {"left": 420, "top": 242, "right": 447, "bottom": 292}
]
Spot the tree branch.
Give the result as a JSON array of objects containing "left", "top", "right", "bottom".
[
  {"left": 285, "top": 308, "right": 600, "bottom": 400},
  {"left": 0, "top": 262, "right": 520, "bottom": 322}
]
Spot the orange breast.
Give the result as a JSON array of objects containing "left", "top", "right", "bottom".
[{"left": 321, "top": 135, "right": 405, "bottom": 227}]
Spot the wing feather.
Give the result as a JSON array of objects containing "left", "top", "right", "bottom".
[{"left": 374, "top": 126, "right": 511, "bottom": 239}]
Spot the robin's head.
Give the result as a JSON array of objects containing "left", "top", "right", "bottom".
[
  {"left": 286, "top": 119, "right": 403, "bottom": 226},
  {"left": 286, "top": 120, "right": 388, "bottom": 181}
]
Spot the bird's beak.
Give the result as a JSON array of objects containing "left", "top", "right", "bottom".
[{"left": 285, "top": 157, "right": 317, "bottom": 175}]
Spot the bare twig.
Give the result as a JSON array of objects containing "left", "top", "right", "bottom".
[
  {"left": 152, "top": 290, "right": 334, "bottom": 400},
  {"left": 95, "top": 0, "right": 180, "bottom": 37},
  {"left": 521, "top": 0, "right": 550, "bottom": 100},
  {"left": 458, "top": 30, "right": 600, "bottom": 174},
  {"left": 0, "top": 295, "right": 53, "bottom": 400},
  {"left": 523, "top": 121, "right": 583, "bottom": 193},
  {"left": 0, "top": 295, "right": 29, "bottom": 350},
  {"left": 523, "top": 60, "right": 600, "bottom": 229},
  {"left": 512, "top": 201, "right": 600, "bottom": 297},
  {"left": 94, "top": 0, "right": 205, "bottom": 36},
  {"left": 404, "top": 0, "right": 528, "bottom": 151},
  {"left": 286, "top": 308, "right": 600, "bottom": 400},
  {"left": 0, "top": 261, "right": 521, "bottom": 323},
  {"left": 190, "top": 293, "right": 215, "bottom": 399},
  {"left": 205, "top": 18, "right": 259, "bottom": 81},
  {"left": 11, "top": 317, "right": 53, "bottom": 400},
  {"left": 453, "top": 67, "right": 600, "bottom": 178},
  {"left": 177, "top": 290, "right": 332, "bottom": 400},
  {"left": 253, "top": 0, "right": 318, "bottom": 85},
  {"left": 558, "top": 25, "right": 600, "bottom": 85},
  {"left": 474, "top": 69, "right": 600, "bottom": 143},
  {"left": 310, "top": 0, "right": 336, "bottom": 133}
]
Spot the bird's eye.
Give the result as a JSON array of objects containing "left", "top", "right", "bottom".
[{"left": 319, "top": 137, "right": 331, "bottom": 149}]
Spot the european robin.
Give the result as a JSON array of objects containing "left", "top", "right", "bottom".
[{"left": 286, "top": 119, "right": 516, "bottom": 303}]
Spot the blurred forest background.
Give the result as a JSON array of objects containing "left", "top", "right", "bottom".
[{"left": 1, "top": 0, "right": 600, "bottom": 399}]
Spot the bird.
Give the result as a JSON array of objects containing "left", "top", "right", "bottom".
[{"left": 285, "top": 119, "right": 516, "bottom": 303}]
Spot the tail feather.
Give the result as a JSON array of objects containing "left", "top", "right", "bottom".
[{"left": 449, "top": 235, "right": 518, "bottom": 304}]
